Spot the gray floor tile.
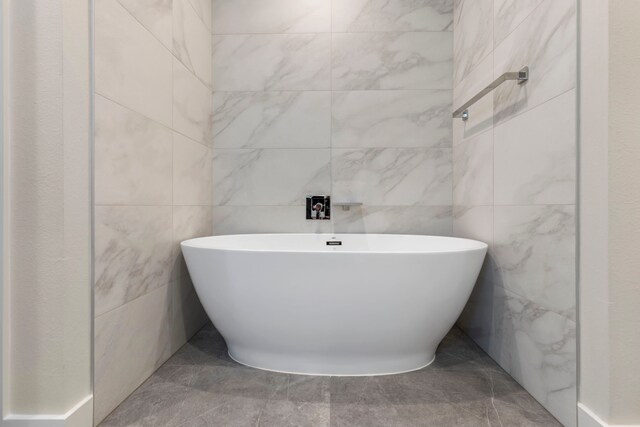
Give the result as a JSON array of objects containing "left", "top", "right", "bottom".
[{"left": 100, "top": 324, "right": 562, "bottom": 427}]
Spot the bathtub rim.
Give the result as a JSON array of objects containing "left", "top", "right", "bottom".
[{"left": 181, "top": 233, "right": 488, "bottom": 255}]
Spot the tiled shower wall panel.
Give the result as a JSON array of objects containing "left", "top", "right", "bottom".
[
  {"left": 211, "top": 0, "right": 454, "bottom": 235},
  {"left": 451, "top": 0, "right": 578, "bottom": 425},
  {"left": 93, "top": 0, "right": 213, "bottom": 423}
]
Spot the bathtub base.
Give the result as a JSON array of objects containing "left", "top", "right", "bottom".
[{"left": 227, "top": 347, "right": 436, "bottom": 377}]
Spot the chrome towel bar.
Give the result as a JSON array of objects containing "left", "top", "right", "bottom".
[{"left": 453, "top": 66, "right": 529, "bottom": 121}]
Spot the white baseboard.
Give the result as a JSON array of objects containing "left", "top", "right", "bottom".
[
  {"left": 3, "top": 395, "right": 93, "bottom": 427},
  {"left": 578, "top": 402, "right": 640, "bottom": 427}
]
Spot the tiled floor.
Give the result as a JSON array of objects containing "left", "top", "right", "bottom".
[{"left": 100, "top": 324, "right": 561, "bottom": 426}]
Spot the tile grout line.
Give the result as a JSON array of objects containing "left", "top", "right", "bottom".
[
  {"left": 492, "top": 0, "right": 548, "bottom": 52},
  {"left": 186, "top": 0, "right": 211, "bottom": 33},
  {"left": 115, "top": 0, "right": 212, "bottom": 90},
  {"left": 95, "top": 92, "right": 212, "bottom": 151}
]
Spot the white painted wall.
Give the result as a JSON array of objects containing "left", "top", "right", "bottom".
[
  {"left": 579, "top": 0, "right": 640, "bottom": 425},
  {"left": 2, "top": 0, "right": 92, "bottom": 424},
  {"left": 607, "top": 1, "right": 640, "bottom": 423},
  {"left": 578, "top": 0, "right": 610, "bottom": 422}
]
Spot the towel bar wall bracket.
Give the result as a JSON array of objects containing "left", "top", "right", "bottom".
[{"left": 453, "top": 66, "right": 529, "bottom": 121}]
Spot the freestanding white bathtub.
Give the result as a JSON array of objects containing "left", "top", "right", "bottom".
[{"left": 181, "top": 234, "right": 487, "bottom": 376}]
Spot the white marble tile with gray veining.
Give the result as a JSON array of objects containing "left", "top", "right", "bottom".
[
  {"left": 95, "top": 95, "right": 172, "bottom": 206},
  {"left": 173, "top": 0, "right": 212, "bottom": 87},
  {"left": 493, "top": 205, "right": 576, "bottom": 321},
  {"left": 212, "top": 91, "right": 331, "bottom": 149},
  {"left": 173, "top": 59, "right": 213, "bottom": 145},
  {"left": 490, "top": 287, "right": 577, "bottom": 427},
  {"left": 453, "top": 205, "right": 493, "bottom": 246},
  {"left": 493, "top": 0, "right": 544, "bottom": 46},
  {"left": 493, "top": 0, "right": 576, "bottom": 123},
  {"left": 212, "top": 34, "right": 331, "bottom": 91},
  {"left": 332, "top": 0, "right": 453, "bottom": 32},
  {"left": 188, "top": 0, "right": 212, "bottom": 31},
  {"left": 453, "top": 205, "right": 496, "bottom": 288},
  {"left": 333, "top": 205, "right": 452, "bottom": 235},
  {"left": 172, "top": 206, "right": 213, "bottom": 280},
  {"left": 494, "top": 89, "right": 576, "bottom": 205},
  {"left": 332, "top": 32, "right": 452, "bottom": 90},
  {"left": 212, "top": 0, "right": 331, "bottom": 34},
  {"left": 95, "top": 0, "right": 173, "bottom": 127},
  {"left": 456, "top": 271, "right": 495, "bottom": 352},
  {"left": 170, "top": 275, "right": 209, "bottom": 353},
  {"left": 94, "top": 285, "right": 172, "bottom": 424},
  {"left": 173, "top": 133, "right": 212, "bottom": 206},
  {"left": 332, "top": 90, "right": 451, "bottom": 149},
  {"left": 453, "top": 51, "right": 493, "bottom": 107},
  {"left": 453, "top": 129, "right": 493, "bottom": 206},
  {"left": 452, "top": 53, "right": 494, "bottom": 143},
  {"left": 212, "top": 149, "right": 331, "bottom": 206},
  {"left": 173, "top": 206, "right": 213, "bottom": 245},
  {"left": 452, "top": 0, "right": 493, "bottom": 86},
  {"left": 332, "top": 148, "right": 452, "bottom": 206},
  {"left": 213, "top": 206, "right": 333, "bottom": 235},
  {"left": 95, "top": 206, "right": 174, "bottom": 317},
  {"left": 118, "top": 0, "right": 172, "bottom": 49}
]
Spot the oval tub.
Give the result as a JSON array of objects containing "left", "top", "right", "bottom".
[{"left": 181, "top": 234, "right": 487, "bottom": 376}]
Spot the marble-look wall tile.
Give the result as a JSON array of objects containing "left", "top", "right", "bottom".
[
  {"left": 453, "top": 53, "right": 494, "bottom": 142},
  {"left": 94, "top": 0, "right": 212, "bottom": 422},
  {"left": 494, "top": 89, "right": 576, "bottom": 205},
  {"left": 212, "top": 149, "right": 331, "bottom": 206},
  {"left": 212, "top": 34, "right": 331, "bottom": 91},
  {"left": 170, "top": 275, "right": 208, "bottom": 353},
  {"left": 332, "top": 0, "right": 453, "bottom": 32},
  {"left": 95, "top": 0, "right": 172, "bottom": 127},
  {"left": 189, "top": 0, "right": 212, "bottom": 31},
  {"left": 173, "top": 133, "right": 212, "bottom": 206},
  {"left": 117, "top": 0, "right": 172, "bottom": 49},
  {"left": 452, "top": 205, "right": 493, "bottom": 246},
  {"left": 493, "top": 205, "right": 576, "bottom": 320},
  {"left": 452, "top": 0, "right": 493, "bottom": 86},
  {"left": 172, "top": 205, "right": 213, "bottom": 279},
  {"left": 456, "top": 272, "right": 495, "bottom": 351},
  {"left": 333, "top": 206, "right": 452, "bottom": 235},
  {"left": 453, "top": 51, "right": 493, "bottom": 108},
  {"left": 332, "top": 32, "right": 452, "bottom": 90},
  {"left": 332, "top": 90, "right": 451, "bottom": 149},
  {"left": 493, "top": 0, "right": 576, "bottom": 123},
  {"left": 95, "top": 206, "right": 174, "bottom": 316},
  {"left": 453, "top": 1, "right": 577, "bottom": 424},
  {"left": 493, "top": 0, "right": 543, "bottom": 46},
  {"left": 490, "top": 287, "right": 577, "bottom": 427},
  {"left": 332, "top": 148, "right": 452, "bottom": 206},
  {"left": 213, "top": 206, "right": 333, "bottom": 234},
  {"left": 212, "top": 91, "right": 331, "bottom": 149},
  {"left": 173, "top": 0, "right": 212, "bottom": 87},
  {"left": 173, "top": 206, "right": 214, "bottom": 251},
  {"left": 453, "top": 205, "right": 496, "bottom": 286},
  {"left": 212, "top": 0, "right": 331, "bottom": 34},
  {"left": 173, "top": 59, "right": 213, "bottom": 145},
  {"left": 94, "top": 285, "right": 172, "bottom": 423},
  {"left": 453, "top": 129, "right": 492, "bottom": 206},
  {"left": 95, "top": 95, "right": 172, "bottom": 206}
]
